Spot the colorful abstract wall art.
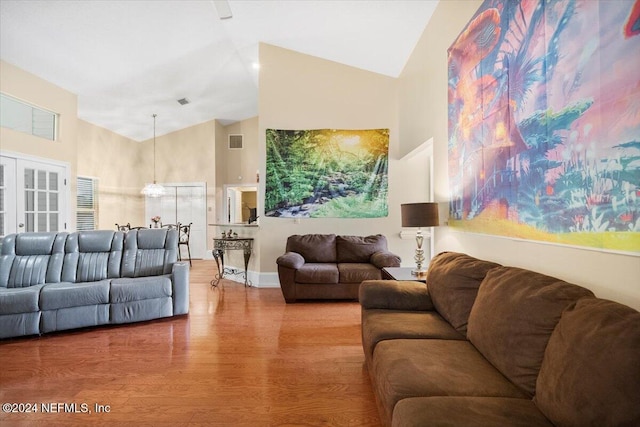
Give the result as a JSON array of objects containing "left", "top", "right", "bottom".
[
  {"left": 265, "top": 128, "right": 389, "bottom": 218},
  {"left": 447, "top": 0, "right": 640, "bottom": 254}
]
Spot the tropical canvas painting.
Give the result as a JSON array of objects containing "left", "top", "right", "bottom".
[
  {"left": 447, "top": 0, "right": 640, "bottom": 254},
  {"left": 265, "top": 128, "right": 389, "bottom": 218}
]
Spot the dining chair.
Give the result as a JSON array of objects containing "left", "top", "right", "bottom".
[
  {"left": 115, "top": 223, "right": 131, "bottom": 232},
  {"left": 160, "top": 223, "right": 179, "bottom": 230},
  {"left": 178, "top": 222, "right": 192, "bottom": 266}
]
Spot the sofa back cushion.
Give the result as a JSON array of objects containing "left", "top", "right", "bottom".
[
  {"left": 121, "top": 229, "right": 178, "bottom": 277},
  {"left": 426, "top": 252, "right": 501, "bottom": 335},
  {"left": 534, "top": 298, "right": 640, "bottom": 427},
  {"left": 62, "top": 231, "right": 124, "bottom": 282},
  {"left": 336, "top": 235, "right": 387, "bottom": 263},
  {"left": 286, "top": 234, "right": 336, "bottom": 263},
  {"left": 467, "top": 266, "right": 594, "bottom": 397},
  {"left": 0, "top": 232, "right": 66, "bottom": 288}
]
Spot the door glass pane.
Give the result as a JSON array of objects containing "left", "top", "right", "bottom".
[
  {"left": 0, "top": 188, "right": 3, "bottom": 211},
  {"left": 49, "top": 213, "right": 58, "bottom": 230},
  {"left": 37, "top": 170, "right": 46, "bottom": 190},
  {"left": 0, "top": 164, "right": 3, "bottom": 186},
  {"left": 38, "top": 213, "right": 47, "bottom": 231},
  {"left": 24, "top": 169, "right": 34, "bottom": 189},
  {"left": 25, "top": 191, "right": 34, "bottom": 211},
  {"left": 38, "top": 191, "right": 47, "bottom": 211},
  {"left": 26, "top": 213, "right": 34, "bottom": 232},
  {"left": 49, "top": 172, "right": 58, "bottom": 191},
  {"left": 0, "top": 213, "right": 3, "bottom": 236},
  {"left": 49, "top": 193, "right": 58, "bottom": 211}
]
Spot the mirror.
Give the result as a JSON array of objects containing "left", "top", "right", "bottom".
[{"left": 224, "top": 184, "right": 258, "bottom": 225}]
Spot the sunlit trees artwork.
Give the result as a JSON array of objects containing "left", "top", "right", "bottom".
[{"left": 265, "top": 128, "right": 389, "bottom": 218}]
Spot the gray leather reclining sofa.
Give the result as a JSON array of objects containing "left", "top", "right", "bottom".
[{"left": 0, "top": 229, "right": 189, "bottom": 339}]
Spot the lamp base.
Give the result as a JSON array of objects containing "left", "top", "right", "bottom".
[{"left": 411, "top": 268, "right": 428, "bottom": 276}]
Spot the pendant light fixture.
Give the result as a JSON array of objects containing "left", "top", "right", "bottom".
[{"left": 141, "top": 113, "right": 166, "bottom": 198}]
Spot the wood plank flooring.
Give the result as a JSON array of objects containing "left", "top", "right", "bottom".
[{"left": 0, "top": 260, "right": 381, "bottom": 426}]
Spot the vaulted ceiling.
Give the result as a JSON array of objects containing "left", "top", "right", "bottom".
[{"left": 0, "top": 0, "right": 438, "bottom": 141}]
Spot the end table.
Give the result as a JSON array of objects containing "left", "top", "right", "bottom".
[{"left": 381, "top": 267, "right": 427, "bottom": 283}]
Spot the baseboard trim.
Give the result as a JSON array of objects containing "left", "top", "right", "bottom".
[{"left": 217, "top": 265, "right": 280, "bottom": 288}]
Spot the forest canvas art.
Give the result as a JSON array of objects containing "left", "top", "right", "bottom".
[
  {"left": 265, "top": 128, "right": 389, "bottom": 218},
  {"left": 448, "top": 0, "right": 640, "bottom": 254}
]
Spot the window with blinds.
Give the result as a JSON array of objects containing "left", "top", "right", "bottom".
[
  {"left": 76, "top": 176, "right": 98, "bottom": 231},
  {"left": 0, "top": 93, "right": 57, "bottom": 141}
]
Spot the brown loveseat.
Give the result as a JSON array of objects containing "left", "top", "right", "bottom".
[
  {"left": 360, "top": 251, "right": 640, "bottom": 427},
  {"left": 276, "top": 234, "right": 401, "bottom": 303}
]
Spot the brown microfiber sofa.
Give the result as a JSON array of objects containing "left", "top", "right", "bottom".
[
  {"left": 276, "top": 234, "right": 401, "bottom": 303},
  {"left": 360, "top": 251, "right": 640, "bottom": 427}
]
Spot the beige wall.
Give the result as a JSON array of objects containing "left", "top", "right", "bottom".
[
  {"left": 146, "top": 119, "right": 218, "bottom": 246},
  {"left": 76, "top": 119, "right": 145, "bottom": 229},
  {"left": 398, "top": 1, "right": 640, "bottom": 310},
  {"left": 257, "top": 43, "right": 431, "bottom": 276},
  {"left": 0, "top": 60, "right": 79, "bottom": 227},
  {"left": 0, "top": 61, "right": 78, "bottom": 165},
  {"left": 214, "top": 116, "right": 260, "bottom": 224},
  {"left": 81, "top": 115, "right": 219, "bottom": 244},
  {"left": 1, "top": 60, "right": 221, "bottom": 239}
]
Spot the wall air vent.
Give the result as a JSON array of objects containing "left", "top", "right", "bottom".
[{"left": 229, "top": 134, "right": 244, "bottom": 149}]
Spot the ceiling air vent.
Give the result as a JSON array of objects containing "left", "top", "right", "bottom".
[
  {"left": 177, "top": 98, "right": 190, "bottom": 105},
  {"left": 229, "top": 134, "right": 244, "bottom": 149}
]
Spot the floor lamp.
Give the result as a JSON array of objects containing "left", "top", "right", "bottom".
[{"left": 401, "top": 202, "right": 439, "bottom": 275}]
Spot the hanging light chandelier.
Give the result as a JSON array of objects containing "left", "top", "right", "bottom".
[{"left": 141, "top": 113, "right": 166, "bottom": 198}]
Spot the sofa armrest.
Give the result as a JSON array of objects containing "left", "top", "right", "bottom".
[
  {"left": 276, "top": 252, "right": 305, "bottom": 270},
  {"left": 370, "top": 250, "right": 401, "bottom": 268},
  {"left": 172, "top": 261, "right": 190, "bottom": 315},
  {"left": 359, "top": 280, "right": 434, "bottom": 311}
]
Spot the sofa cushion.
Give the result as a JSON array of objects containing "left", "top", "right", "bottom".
[
  {"left": 276, "top": 252, "right": 305, "bottom": 270},
  {"left": 110, "top": 276, "right": 172, "bottom": 303},
  {"left": 359, "top": 280, "right": 434, "bottom": 311},
  {"left": 62, "top": 231, "right": 124, "bottom": 282},
  {"left": 336, "top": 234, "right": 387, "bottom": 263},
  {"left": 40, "top": 281, "right": 110, "bottom": 310},
  {"left": 392, "top": 396, "right": 554, "bottom": 427},
  {"left": 0, "top": 286, "right": 43, "bottom": 314},
  {"left": 285, "top": 234, "right": 336, "bottom": 263},
  {"left": 426, "top": 252, "right": 501, "bottom": 336},
  {"left": 372, "top": 339, "right": 527, "bottom": 426},
  {"left": 534, "top": 298, "right": 640, "bottom": 427},
  {"left": 122, "top": 229, "right": 179, "bottom": 277},
  {"left": 361, "top": 308, "right": 464, "bottom": 360},
  {"left": 370, "top": 250, "right": 401, "bottom": 269},
  {"left": 295, "top": 263, "right": 339, "bottom": 284},
  {"left": 0, "top": 232, "right": 66, "bottom": 288},
  {"left": 338, "top": 263, "right": 381, "bottom": 283},
  {"left": 467, "top": 266, "right": 595, "bottom": 397}
]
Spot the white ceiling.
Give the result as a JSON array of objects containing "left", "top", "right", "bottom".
[{"left": 0, "top": 0, "right": 438, "bottom": 142}]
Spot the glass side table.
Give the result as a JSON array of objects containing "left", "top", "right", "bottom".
[
  {"left": 381, "top": 267, "right": 427, "bottom": 283},
  {"left": 211, "top": 237, "right": 254, "bottom": 287}
]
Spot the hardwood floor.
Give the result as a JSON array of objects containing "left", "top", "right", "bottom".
[{"left": 0, "top": 260, "right": 381, "bottom": 426}]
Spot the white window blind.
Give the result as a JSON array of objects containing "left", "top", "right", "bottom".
[
  {"left": 76, "top": 176, "right": 98, "bottom": 231},
  {"left": 0, "top": 93, "right": 57, "bottom": 141}
]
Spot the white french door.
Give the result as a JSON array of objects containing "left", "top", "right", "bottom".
[
  {"left": 0, "top": 157, "right": 17, "bottom": 237},
  {"left": 145, "top": 182, "right": 207, "bottom": 259},
  {"left": 0, "top": 153, "right": 69, "bottom": 236}
]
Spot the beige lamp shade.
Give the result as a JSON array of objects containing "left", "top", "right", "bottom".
[{"left": 401, "top": 202, "right": 439, "bottom": 228}]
